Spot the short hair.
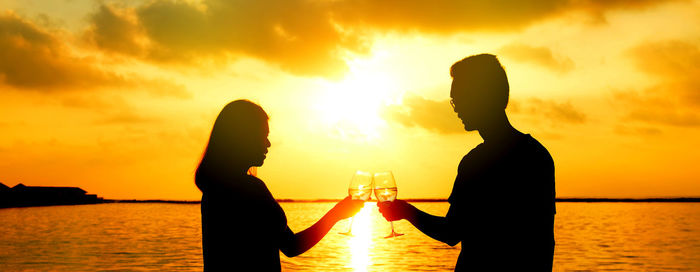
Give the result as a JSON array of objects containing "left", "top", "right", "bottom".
[{"left": 450, "top": 54, "right": 509, "bottom": 109}]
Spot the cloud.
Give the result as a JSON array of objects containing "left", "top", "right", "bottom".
[
  {"left": 93, "top": 112, "right": 158, "bottom": 125},
  {"left": 85, "top": 1, "right": 368, "bottom": 78},
  {"left": 614, "top": 125, "right": 662, "bottom": 136},
  {"left": 84, "top": 0, "right": 673, "bottom": 78},
  {"left": 628, "top": 40, "right": 700, "bottom": 107},
  {"left": 331, "top": 0, "right": 674, "bottom": 32},
  {"left": 383, "top": 96, "right": 463, "bottom": 134},
  {"left": 627, "top": 108, "right": 700, "bottom": 127},
  {"left": 613, "top": 90, "right": 700, "bottom": 128},
  {"left": 86, "top": 5, "right": 145, "bottom": 56},
  {"left": 385, "top": 95, "right": 586, "bottom": 134},
  {"left": 615, "top": 40, "right": 700, "bottom": 128},
  {"left": 128, "top": 78, "right": 192, "bottom": 99},
  {"left": 509, "top": 98, "right": 587, "bottom": 125},
  {"left": 499, "top": 43, "right": 574, "bottom": 73},
  {"left": 629, "top": 40, "right": 700, "bottom": 78},
  {"left": 60, "top": 93, "right": 128, "bottom": 111},
  {"left": 0, "top": 11, "right": 191, "bottom": 99},
  {"left": 0, "top": 12, "right": 120, "bottom": 90}
]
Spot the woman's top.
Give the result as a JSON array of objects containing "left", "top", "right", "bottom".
[{"left": 199, "top": 174, "right": 293, "bottom": 271}]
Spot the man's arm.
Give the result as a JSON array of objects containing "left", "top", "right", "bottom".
[{"left": 379, "top": 200, "right": 460, "bottom": 246}]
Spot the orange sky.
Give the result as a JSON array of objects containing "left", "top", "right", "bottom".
[{"left": 1, "top": 0, "right": 699, "bottom": 200}]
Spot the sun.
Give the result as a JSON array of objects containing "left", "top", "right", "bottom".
[{"left": 314, "top": 54, "right": 400, "bottom": 141}]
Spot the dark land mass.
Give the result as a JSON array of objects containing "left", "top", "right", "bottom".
[
  {"left": 103, "top": 199, "right": 200, "bottom": 204},
  {"left": 2, "top": 181, "right": 699, "bottom": 209},
  {"left": 0, "top": 183, "right": 104, "bottom": 209}
]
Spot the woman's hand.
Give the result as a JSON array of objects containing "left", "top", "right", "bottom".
[
  {"left": 378, "top": 199, "right": 416, "bottom": 221},
  {"left": 329, "top": 196, "right": 364, "bottom": 221}
]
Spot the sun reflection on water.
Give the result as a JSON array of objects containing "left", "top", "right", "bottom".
[{"left": 349, "top": 202, "right": 375, "bottom": 272}]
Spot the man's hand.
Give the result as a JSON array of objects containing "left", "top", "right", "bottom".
[
  {"left": 378, "top": 199, "right": 416, "bottom": 222},
  {"left": 329, "top": 196, "right": 364, "bottom": 221}
]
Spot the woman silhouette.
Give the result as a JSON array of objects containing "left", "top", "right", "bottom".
[{"left": 196, "top": 100, "right": 363, "bottom": 271}]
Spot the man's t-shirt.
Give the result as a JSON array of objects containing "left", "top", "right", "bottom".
[{"left": 447, "top": 133, "right": 555, "bottom": 271}]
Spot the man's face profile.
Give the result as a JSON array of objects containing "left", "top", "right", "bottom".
[{"left": 450, "top": 78, "right": 479, "bottom": 132}]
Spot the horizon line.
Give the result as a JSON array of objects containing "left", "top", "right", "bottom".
[{"left": 103, "top": 197, "right": 700, "bottom": 204}]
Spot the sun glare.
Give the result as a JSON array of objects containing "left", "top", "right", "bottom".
[
  {"left": 349, "top": 202, "right": 375, "bottom": 271},
  {"left": 314, "top": 53, "right": 400, "bottom": 141}
]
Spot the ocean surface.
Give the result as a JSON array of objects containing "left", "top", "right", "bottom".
[{"left": 1, "top": 202, "right": 699, "bottom": 271}]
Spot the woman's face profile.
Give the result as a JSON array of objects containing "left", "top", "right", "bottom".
[{"left": 247, "top": 120, "right": 271, "bottom": 167}]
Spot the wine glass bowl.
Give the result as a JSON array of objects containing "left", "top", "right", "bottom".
[
  {"left": 348, "top": 170, "right": 373, "bottom": 201},
  {"left": 373, "top": 171, "right": 404, "bottom": 238},
  {"left": 340, "top": 170, "right": 373, "bottom": 235},
  {"left": 374, "top": 172, "right": 397, "bottom": 202}
]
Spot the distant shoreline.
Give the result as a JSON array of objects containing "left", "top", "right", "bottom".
[
  {"left": 4, "top": 198, "right": 700, "bottom": 209},
  {"left": 102, "top": 198, "right": 700, "bottom": 204},
  {"left": 555, "top": 197, "right": 700, "bottom": 202}
]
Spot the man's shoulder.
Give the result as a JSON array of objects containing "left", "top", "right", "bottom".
[
  {"left": 522, "top": 134, "right": 554, "bottom": 165},
  {"left": 460, "top": 142, "right": 485, "bottom": 160},
  {"left": 456, "top": 143, "right": 484, "bottom": 170}
]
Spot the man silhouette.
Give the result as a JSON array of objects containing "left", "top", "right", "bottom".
[{"left": 379, "top": 54, "right": 555, "bottom": 271}]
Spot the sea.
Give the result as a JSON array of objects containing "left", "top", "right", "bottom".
[{"left": 1, "top": 202, "right": 699, "bottom": 271}]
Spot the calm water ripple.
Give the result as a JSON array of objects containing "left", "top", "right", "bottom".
[{"left": 0, "top": 202, "right": 698, "bottom": 271}]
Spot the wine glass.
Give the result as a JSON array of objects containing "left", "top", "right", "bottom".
[
  {"left": 374, "top": 171, "right": 404, "bottom": 238},
  {"left": 339, "top": 170, "right": 372, "bottom": 235}
]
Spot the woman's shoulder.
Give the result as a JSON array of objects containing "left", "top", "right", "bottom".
[
  {"left": 242, "top": 175, "right": 269, "bottom": 190},
  {"left": 198, "top": 174, "right": 270, "bottom": 196},
  {"left": 239, "top": 175, "right": 276, "bottom": 197}
]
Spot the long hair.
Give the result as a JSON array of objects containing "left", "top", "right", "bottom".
[{"left": 195, "top": 100, "right": 268, "bottom": 191}]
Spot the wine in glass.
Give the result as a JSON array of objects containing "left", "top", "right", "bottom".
[
  {"left": 339, "top": 170, "right": 372, "bottom": 235},
  {"left": 374, "top": 171, "right": 404, "bottom": 238}
]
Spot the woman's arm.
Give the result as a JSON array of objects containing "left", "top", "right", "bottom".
[
  {"left": 378, "top": 200, "right": 460, "bottom": 246},
  {"left": 279, "top": 197, "right": 363, "bottom": 257}
]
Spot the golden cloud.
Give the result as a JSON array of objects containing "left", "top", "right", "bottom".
[
  {"left": 331, "top": 0, "right": 674, "bottom": 32},
  {"left": 0, "top": 11, "right": 190, "bottom": 98},
  {"left": 86, "top": 5, "right": 145, "bottom": 56},
  {"left": 499, "top": 43, "right": 574, "bottom": 73},
  {"left": 509, "top": 98, "right": 587, "bottom": 125},
  {"left": 383, "top": 96, "right": 463, "bottom": 134},
  {"left": 85, "top": 1, "right": 368, "bottom": 78},
  {"left": 629, "top": 40, "right": 700, "bottom": 107},
  {"left": 384, "top": 95, "right": 585, "bottom": 134},
  {"left": 85, "top": 0, "right": 674, "bottom": 78},
  {"left": 93, "top": 111, "right": 159, "bottom": 125},
  {"left": 614, "top": 88, "right": 700, "bottom": 128},
  {"left": 0, "top": 12, "right": 120, "bottom": 90},
  {"left": 617, "top": 40, "right": 700, "bottom": 128}
]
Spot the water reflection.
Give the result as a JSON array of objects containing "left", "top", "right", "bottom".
[
  {"left": 3, "top": 203, "right": 696, "bottom": 271},
  {"left": 349, "top": 202, "right": 375, "bottom": 271}
]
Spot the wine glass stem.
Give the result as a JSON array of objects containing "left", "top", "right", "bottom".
[
  {"left": 390, "top": 221, "right": 395, "bottom": 233},
  {"left": 347, "top": 216, "right": 354, "bottom": 232}
]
